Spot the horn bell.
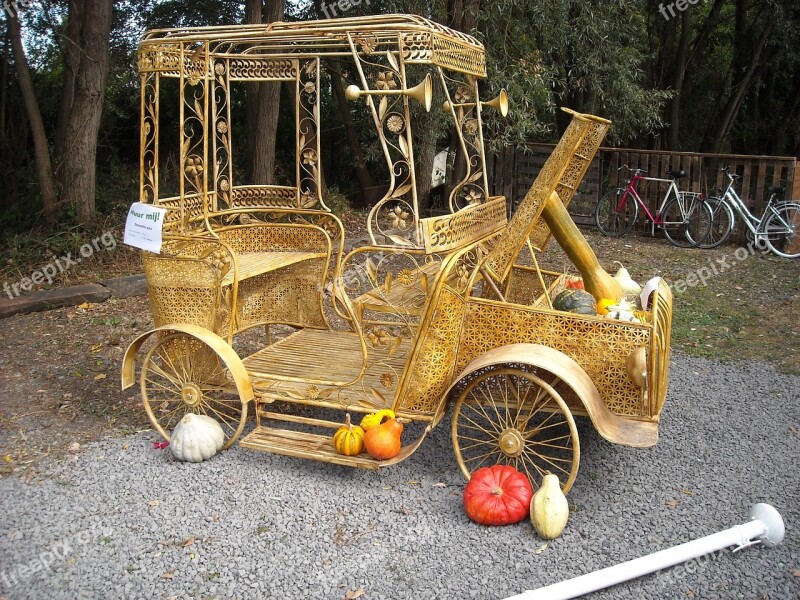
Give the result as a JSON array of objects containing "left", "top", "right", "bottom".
[
  {"left": 483, "top": 89, "right": 509, "bottom": 117},
  {"left": 404, "top": 73, "right": 433, "bottom": 112}
]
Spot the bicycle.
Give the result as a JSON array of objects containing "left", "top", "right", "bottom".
[
  {"left": 697, "top": 166, "right": 800, "bottom": 258},
  {"left": 595, "top": 166, "right": 713, "bottom": 248}
]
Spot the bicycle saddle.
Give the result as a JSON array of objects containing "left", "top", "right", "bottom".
[
  {"left": 667, "top": 170, "right": 686, "bottom": 179},
  {"left": 769, "top": 186, "right": 785, "bottom": 196}
]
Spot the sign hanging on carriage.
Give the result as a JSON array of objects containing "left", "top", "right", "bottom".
[{"left": 124, "top": 202, "right": 167, "bottom": 253}]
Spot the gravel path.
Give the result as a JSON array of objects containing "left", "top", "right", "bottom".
[{"left": 1, "top": 352, "right": 798, "bottom": 600}]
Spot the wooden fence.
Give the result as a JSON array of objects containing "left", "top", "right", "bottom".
[{"left": 486, "top": 144, "right": 799, "bottom": 241}]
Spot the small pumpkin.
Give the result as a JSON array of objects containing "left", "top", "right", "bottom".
[
  {"left": 364, "top": 417, "right": 403, "bottom": 460},
  {"left": 552, "top": 289, "right": 597, "bottom": 315},
  {"left": 596, "top": 297, "right": 616, "bottom": 316},
  {"left": 463, "top": 465, "right": 533, "bottom": 526},
  {"left": 530, "top": 473, "right": 569, "bottom": 539},
  {"left": 333, "top": 414, "right": 365, "bottom": 456},
  {"left": 170, "top": 413, "right": 225, "bottom": 463},
  {"left": 360, "top": 409, "right": 396, "bottom": 431},
  {"left": 565, "top": 276, "right": 584, "bottom": 290}
]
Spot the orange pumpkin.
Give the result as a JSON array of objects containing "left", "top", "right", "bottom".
[{"left": 364, "top": 417, "right": 403, "bottom": 460}]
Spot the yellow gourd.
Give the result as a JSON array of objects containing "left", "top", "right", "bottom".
[
  {"left": 360, "top": 409, "right": 395, "bottom": 431},
  {"left": 596, "top": 298, "right": 616, "bottom": 316},
  {"left": 333, "top": 414, "right": 365, "bottom": 456},
  {"left": 530, "top": 473, "right": 569, "bottom": 540}
]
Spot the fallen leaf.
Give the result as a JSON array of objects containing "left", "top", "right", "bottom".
[
  {"left": 791, "top": 567, "right": 800, "bottom": 577},
  {"left": 790, "top": 425, "right": 798, "bottom": 436},
  {"left": 401, "top": 506, "right": 411, "bottom": 516},
  {"left": 160, "top": 570, "right": 175, "bottom": 580},
  {"left": 77, "top": 302, "right": 93, "bottom": 310},
  {"left": 322, "top": 559, "right": 332, "bottom": 570},
  {"left": 147, "top": 499, "right": 160, "bottom": 508},
  {"left": 666, "top": 499, "right": 679, "bottom": 508},
  {"left": 344, "top": 587, "right": 365, "bottom": 599},
  {"left": 535, "top": 542, "right": 548, "bottom": 555},
  {"left": 686, "top": 591, "right": 695, "bottom": 598},
  {"left": 677, "top": 489, "right": 694, "bottom": 496},
  {"left": 182, "top": 536, "right": 195, "bottom": 547},
  {"left": 3, "top": 455, "right": 11, "bottom": 462},
  {"left": 432, "top": 482, "right": 447, "bottom": 488},
  {"left": 93, "top": 373, "right": 107, "bottom": 381},
  {"left": 90, "top": 343, "right": 103, "bottom": 353},
  {"left": 406, "top": 480, "right": 420, "bottom": 485},
  {"left": 68, "top": 442, "right": 81, "bottom": 452}
]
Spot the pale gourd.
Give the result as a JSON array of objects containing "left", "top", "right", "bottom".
[
  {"left": 170, "top": 413, "right": 225, "bottom": 462},
  {"left": 530, "top": 473, "right": 569, "bottom": 540},
  {"left": 612, "top": 261, "right": 642, "bottom": 295}
]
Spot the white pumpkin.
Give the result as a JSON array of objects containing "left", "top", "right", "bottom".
[
  {"left": 170, "top": 413, "right": 225, "bottom": 462},
  {"left": 530, "top": 473, "right": 570, "bottom": 540}
]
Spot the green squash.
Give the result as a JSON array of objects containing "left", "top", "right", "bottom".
[{"left": 552, "top": 289, "right": 597, "bottom": 315}]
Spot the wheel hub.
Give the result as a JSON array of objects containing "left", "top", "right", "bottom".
[
  {"left": 499, "top": 428, "right": 524, "bottom": 457},
  {"left": 181, "top": 383, "right": 203, "bottom": 406}
]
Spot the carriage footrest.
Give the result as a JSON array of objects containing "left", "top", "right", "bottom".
[{"left": 239, "top": 426, "right": 382, "bottom": 469}]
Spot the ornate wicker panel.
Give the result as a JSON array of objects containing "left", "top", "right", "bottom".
[
  {"left": 217, "top": 224, "right": 329, "bottom": 254},
  {"left": 235, "top": 262, "right": 327, "bottom": 331},
  {"left": 418, "top": 197, "right": 507, "bottom": 253},
  {"left": 482, "top": 116, "right": 586, "bottom": 281},
  {"left": 400, "top": 32, "right": 486, "bottom": 77},
  {"left": 397, "top": 286, "right": 466, "bottom": 414},
  {"left": 456, "top": 300, "right": 652, "bottom": 417},
  {"left": 227, "top": 58, "right": 297, "bottom": 81}
]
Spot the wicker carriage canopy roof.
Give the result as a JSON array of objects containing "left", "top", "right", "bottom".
[{"left": 139, "top": 13, "right": 486, "bottom": 77}]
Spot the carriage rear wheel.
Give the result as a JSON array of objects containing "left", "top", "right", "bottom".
[
  {"left": 451, "top": 367, "right": 580, "bottom": 493},
  {"left": 141, "top": 333, "right": 248, "bottom": 449}
]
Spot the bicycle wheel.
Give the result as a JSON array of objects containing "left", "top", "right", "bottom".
[
  {"left": 763, "top": 203, "right": 800, "bottom": 258},
  {"left": 661, "top": 194, "right": 712, "bottom": 248},
  {"left": 595, "top": 189, "right": 638, "bottom": 237},
  {"left": 696, "top": 197, "right": 734, "bottom": 249}
]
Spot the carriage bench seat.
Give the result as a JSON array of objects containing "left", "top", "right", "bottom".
[{"left": 219, "top": 250, "right": 327, "bottom": 286}]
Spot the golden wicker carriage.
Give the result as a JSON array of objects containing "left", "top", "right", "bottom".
[{"left": 122, "top": 15, "right": 672, "bottom": 493}]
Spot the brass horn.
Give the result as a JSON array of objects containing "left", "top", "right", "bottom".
[
  {"left": 344, "top": 73, "right": 433, "bottom": 112},
  {"left": 442, "top": 88, "right": 509, "bottom": 117},
  {"left": 483, "top": 89, "right": 509, "bottom": 117}
]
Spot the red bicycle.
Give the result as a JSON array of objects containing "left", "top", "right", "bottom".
[{"left": 595, "top": 166, "right": 712, "bottom": 248}]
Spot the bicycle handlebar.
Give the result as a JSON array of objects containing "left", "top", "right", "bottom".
[{"left": 618, "top": 164, "right": 647, "bottom": 176}]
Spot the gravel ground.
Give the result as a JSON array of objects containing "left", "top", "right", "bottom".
[{"left": 0, "top": 352, "right": 798, "bottom": 600}]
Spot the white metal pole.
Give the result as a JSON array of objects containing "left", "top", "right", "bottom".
[{"left": 507, "top": 504, "right": 784, "bottom": 600}]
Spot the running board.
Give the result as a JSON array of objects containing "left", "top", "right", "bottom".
[{"left": 239, "top": 424, "right": 431, "bottom": 469}]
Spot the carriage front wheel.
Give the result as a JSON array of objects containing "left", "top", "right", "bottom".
[
  {"left": 141, "top": 332, "right": 248, "bottom": 449},
  {"left": 451, "top": 367, "right": 580, "bottom": 493}
]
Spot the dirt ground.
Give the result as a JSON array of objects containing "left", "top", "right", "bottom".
[{"left": 0, "top": 226, "right": 797, "bottom": 478}]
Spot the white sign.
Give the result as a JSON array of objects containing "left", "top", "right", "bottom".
[{"left": 123, "top": 202, "right": 167, "bottom": 253}]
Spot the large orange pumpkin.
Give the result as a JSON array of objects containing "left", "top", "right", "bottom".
[
  {"left": 364, "top": 417, "right": 403, "bottom": 460},
  {"left": 463, "top": 465, "right": 533, "bottom": 526}
]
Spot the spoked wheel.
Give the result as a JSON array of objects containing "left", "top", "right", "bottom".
[
  {"left": 451, "top": 367, "right": 580, "bottom": 493},
  {"left": 141, "top": 333, "right": 248, "bottom": 449},
  {"left": 662, "top": 194, "right": 713, "bottom": 248},
  {"left": 697, "top": 197, "right": 734, "bottom": 249},
  {"left": 764, "top": 203, "right": 800, "bottom": 258},
  {"left": 595, "top": 189, "right": 637, "bottom": 237}
]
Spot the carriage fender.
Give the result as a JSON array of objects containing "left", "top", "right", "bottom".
[
  {"left": 121, "top": 324, "right": 255, "bottom": 403},
  {"left": 444, "top": 343, "right": 658, "bottom": 448}
]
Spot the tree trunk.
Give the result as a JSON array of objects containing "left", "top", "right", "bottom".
[
  {"left": 666, "top": 9, "right": 690, "bottom": 150},
  {"left": 54, "top": 0, "right": 83, "bottom": 164},
  {"left": 245, "top": 0, "right": 283, "bottom": 185},
  {"left": 8, "top": 13, "right": 59, "bottom": 225},
  {"left": 58, "top": 0, "right": 113, "bottom": 224},
  {"left": 313, "top": 0, "right": 374, "bottom": 206},
  {"left": 701, "top": 11, "right": 775, "bottom": 153}
]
